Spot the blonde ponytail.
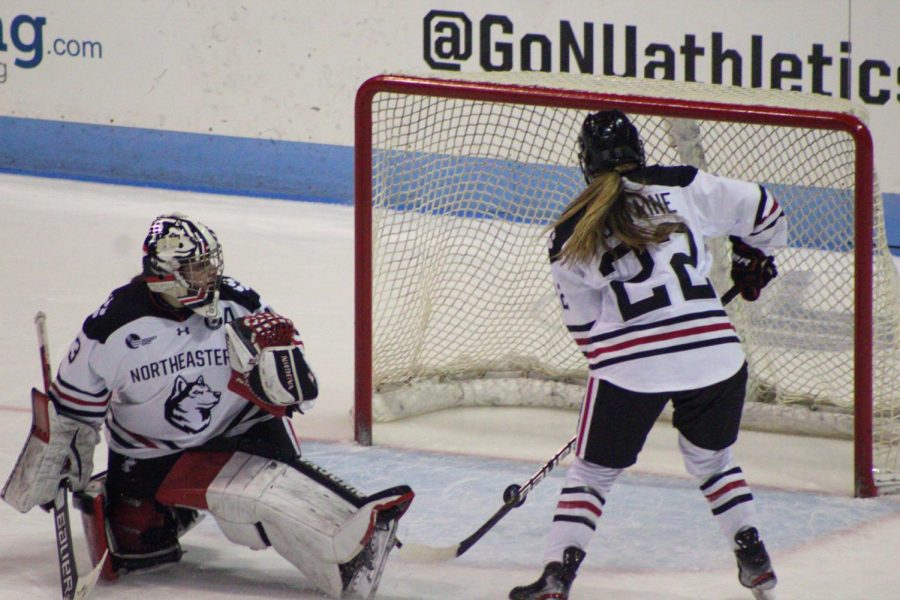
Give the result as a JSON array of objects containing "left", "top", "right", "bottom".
[{"left": 549, "top": 165, "right": 684, "bottom": 264}]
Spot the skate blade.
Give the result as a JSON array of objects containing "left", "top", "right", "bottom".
[
  {"left": 348, "top": 520, "right": 400, "bottom": 600},
  {"left": 751, "top": 587, "right": 777, "bottom": 600}
]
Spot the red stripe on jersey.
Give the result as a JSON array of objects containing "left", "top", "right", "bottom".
[
  {"left": 756, "top": 199, "right": 780, "bottom": 226},
  {"left": 51, "top": 382, "right": 109, "bottom": 406},
  {"left": 576, "top": 378, "right": 595, "bottom": 456},
  {"left": 704, "top": 479, "right": 747, "bottom": 502},
  {"left": 556, "top": 500, "right": 602, "bottom": 516},
  {"left": 112, "top": 420, "right": 161, "bottom": 449},
  {"left": 583, "top": 322, "right": 735, "bottom": 359},
  {"left": 127, "top": 430, "right": 161, "bottom": 449}
]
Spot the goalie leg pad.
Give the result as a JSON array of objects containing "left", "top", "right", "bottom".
[{"left": 156, "top": 451, "right": 412, "bottom": 599}]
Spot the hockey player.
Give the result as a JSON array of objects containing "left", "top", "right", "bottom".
[
  {"left": 509, "top": 111, "right": 784, "bottom": 600},
  {"left": 2, "top": 213, "right": 413, "bottom": 599}
]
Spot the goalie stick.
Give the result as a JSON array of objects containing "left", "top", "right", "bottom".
[
  {"left": 399, "top": 285, "right": 742, "bottom": 563},
  {"left": 33, "top": 312, "right": 106, "bottom": 600}
]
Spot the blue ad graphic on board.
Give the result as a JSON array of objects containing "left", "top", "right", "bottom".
[{"left": 0, "top": 13, "right": 103, "bottom": 83}]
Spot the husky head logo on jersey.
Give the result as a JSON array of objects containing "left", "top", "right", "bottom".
[
  {"left": 142, "top": 213, "right": 224, "bottom": 319},
  {"left": 164, "top": 374, "right": 221, "bottom": 434}
]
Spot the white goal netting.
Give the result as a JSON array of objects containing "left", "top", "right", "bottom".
[{"left": 361, "top": 72, "right": 900, "bottom": 493}]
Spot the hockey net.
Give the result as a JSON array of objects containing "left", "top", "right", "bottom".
[{"left": 354, "top": 72, "right": 900, "bottom": 497}]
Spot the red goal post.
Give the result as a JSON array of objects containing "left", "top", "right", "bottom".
[{"left": 354, "top": 72, "right": 897, "bottom": 498}]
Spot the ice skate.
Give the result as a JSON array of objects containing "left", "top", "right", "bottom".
[
  {"left": 734, "top": 526, "right": 777, "bottom": 599},
  {"left": 509, "top": 546, "right": 585, "bottom": 600},
  {"left": 341, "top": 485, "right": 414, "bottom": 600}
]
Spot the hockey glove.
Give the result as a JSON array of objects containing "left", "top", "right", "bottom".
[
  {"left": 2, "top": 390, "right": 99, "bottom": 513},
  {"left": 226, "top": 312, "right": 318, "bottom": 414},
  {"left": 730, "top": 236, "right": 778, "bottom": 302}
]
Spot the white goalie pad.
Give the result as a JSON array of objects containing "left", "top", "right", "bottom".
[{"left": 157, "top": 451, "right": 409, "bottom": 599}]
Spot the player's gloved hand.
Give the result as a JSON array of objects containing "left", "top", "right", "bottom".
[
  {"left": 226, "top": 312, "right": 318, "bottom": 414},
  {"left": 2, "top": 394, "right": 99, "bottom": 513},
  {"left": 730, "top": 236, "right": 778, "bottom": 302}
]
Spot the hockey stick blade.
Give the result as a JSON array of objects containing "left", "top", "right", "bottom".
[
  {"left": 395, "top": 542, "right": 459, "bottom": 563},
  {"left": 397, "top": 505, "right": 518, "bottom": 563},
  {"left": 398, "top": 499, "right": 520, "bottom": 563},
  {"left": 74, "top": 551, "right": 107, "bottom": 600}
]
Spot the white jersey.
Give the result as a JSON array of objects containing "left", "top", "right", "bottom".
[
  {"left": 549, "top": 165, "right": 787, "bottom": 393},
  {"left": 50, "top": 276, "right": 300, "bottom": 458}
]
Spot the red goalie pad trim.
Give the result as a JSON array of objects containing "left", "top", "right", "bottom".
[
  {"left": 359, "top": 488, "right": 415, "bottom": 548},
  {"left": 72, "top": 482, "right": 118, "bottom": 582},
  {"left": 156, "top": 451, "right": 235, "bottom": 510},
  {"left": 31, "top": 388, "right": 51, "bottom": 443},
  {"left": 80, "top": 493, "right": 117, "bottom": 581}
]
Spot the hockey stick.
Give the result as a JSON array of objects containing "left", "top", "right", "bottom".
[
  {"left": 721, "top": 285, "right": 740, "bottom": 305},
  {"left": 34, "top": 312, "right": 106, "bottom": 600},
  {"left": 399, "top": 286, "right": 742, "bottom": 563},
  {"left": 399, "top": 436, "right": 577, "bottom": 562}
]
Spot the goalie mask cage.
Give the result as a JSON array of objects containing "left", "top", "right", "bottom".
[{"left": 354, "top": 72, "right": 900, "bottom": 498}]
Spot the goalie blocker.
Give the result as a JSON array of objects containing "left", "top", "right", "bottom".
[
  {"left": 226, "top": 312, "right": 319, "bottom": 416},
  {"left": 74, "top": 450, "right": 414, "bottom": 599}
]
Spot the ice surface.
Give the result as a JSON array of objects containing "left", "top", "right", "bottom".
[{"left": 1, "top": 174, "right": 898, "bottom": 599}]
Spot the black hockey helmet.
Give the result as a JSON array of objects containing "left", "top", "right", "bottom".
[{"left": 577, "top": 110, "right": 645, "bottom": 183}]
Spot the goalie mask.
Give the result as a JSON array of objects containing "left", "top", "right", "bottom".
[
  {"left": 578, "top": 110, "right": 646, "bottom": 184},
  {"left": 142, "top": 213, "right": 224, "bottom": 318}
]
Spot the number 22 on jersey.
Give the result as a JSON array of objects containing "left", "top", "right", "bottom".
[{"left": 598, "top": 228, "right": 715, "bottom": 321}]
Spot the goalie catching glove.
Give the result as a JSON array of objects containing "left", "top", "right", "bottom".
[
  {"left": 226, "top": 312, "right": 318, "bottom": 415},
  {"left": 730, "top": 236, "right": 778, "bottom": 302}
]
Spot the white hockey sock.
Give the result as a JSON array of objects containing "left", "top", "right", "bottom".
[
  {"left": 679, "top": 434, "right": 758, "bottom": 547},
  {"left": 699, "top": 466, "right": 758, "bottom": 548},
  {"left": 543, "top": 458, "right": 620, "bottom": 564}
]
